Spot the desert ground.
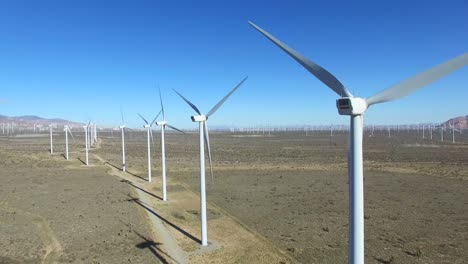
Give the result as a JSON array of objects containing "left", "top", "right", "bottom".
[{"left": 1, "top": 128, "right": 467, "bottom": 263}]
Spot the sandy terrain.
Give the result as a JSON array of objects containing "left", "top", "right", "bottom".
[
  {"left": 0, "top": 137, "right": 163, "bottom": 263},
  {"left": 1, "top": 129, "right": 467, "bottom": 263}
]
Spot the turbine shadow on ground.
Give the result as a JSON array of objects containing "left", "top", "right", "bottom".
[
  {"left": 77, "top": 158, "right": 86, "bottom": 165},
  {"left": 127, "top": 195, "right": 201, "bottom": 244},
  {"left": 120, "top": 179, "right": 163, "bottom": 201},
  {"left": 126, "top": 170, "right": 149, "bottom": 182},
  {"left": 105, "top": 161, "right": 148, "bottom": 182},
  {"left": 133, "top": 230, "right": 171, "bottom": 264}
]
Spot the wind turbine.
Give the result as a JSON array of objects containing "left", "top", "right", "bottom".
[
  {"left": 120, "top": 109, "right": 127, "bottom": 172},
  {"left": 64, "top": 125, "right": 75, "bottom": 160},
  {"left": 49, "top": 124, "right": 55, "bottom": 154},
  {"left": 93, "top": 123, "right": 97, "bottom": 143},
  {"left": 137, "top": 112, "right": 161, "bottom": 183},
  {"left": 450, "top": 123, "right": 461, "bottom": 143},
  {"left": 174, "top": 76, "right": 248, "bottom": 246},
  {"left": 440, "top": 125, "right": 446, "bottom": 142},
  {"left": 83, "top": 122, "right": 90, "bottom": 165},
  {"left": 249, "top": 21, "right": 467, "bottom": 264},
  {"left": 156, "top": 88, "right": 185, "bottom": 201}
]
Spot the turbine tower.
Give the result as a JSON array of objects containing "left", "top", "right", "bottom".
[
  {"left": 450, "top": 123, "right": 461, "bottom": 143},
  {"left": 249, "top": 21, "right": 467, "bottom": 264},
  {"left": 175, "top": 76, "right": 248, "bottom": 246},
  {"left": 49, "top": 124, "right": 54, "bottom": 154},
  {"left": 156, "top": 88, "right": 185, "bottom": 201},
  {"left": 138, "top": 112, "right": 161, "bottom": 183},
  {"left": 120, "top": 109, "right": 127, "bottom": 172},
  {"left": 83, "top": 122, "right": 90, "bottom": 165},
  {"left": 64, "top": 125, "right": 75, "bottom": 160}
]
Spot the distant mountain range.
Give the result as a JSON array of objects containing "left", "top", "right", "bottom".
[
  {"left": 441, "top": 115, "right": 468, "bottom": 129},
  {"left": 0, "top": 115, "right": 81, "bottom": 127},
  {"left": 0, "top": 114, "right": 466, "bottom": 130}
]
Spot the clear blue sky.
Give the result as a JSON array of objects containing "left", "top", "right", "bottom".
[{"left": 1, "top": 0, "right": 466, "bottom": 128}]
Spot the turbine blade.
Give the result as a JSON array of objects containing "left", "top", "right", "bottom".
[
  {"left": 120, "top": 107, "right": 125, "bottom": 124},
  {"left": 203, "top": 122, "right": 214, "bottom": 184},
  {"left": 166, "top": 124, "right": 186, "bottom": 134},
  {"left": 157, "top": 126, "right": 162, "bottom": 154},
  {"left": 206, "top": 76, "right": 248, "bottom": 118},
  {"left": 159, "top": 87, "right": 165, "bottom": 120},
  {"left": 248, "top": 21, "right": 352, "bottom": 97},
  {"left": 366, "top": 53, "right": 468, "bottom": 106},
  {"left": 173, "top": 89, "right": 202, "bottom": 115},
  {"left": 151, "top": 127, "right": 158, "bottom": 158},
  {"left": 138, "top": 113, "right": 149, "bottom": 125},
  {"left": 68, "top": 127, "right": 76, "bottom": 143},
  {"left": 150, "top": 110, "right": 162, "bottom": 126},
  {"left": 150, "top": 127, "right": 154, "bottom": 144}
]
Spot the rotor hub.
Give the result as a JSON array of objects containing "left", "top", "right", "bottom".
[
  {"left": 336, "top": 97, "right": 368, "bottom": 115},
  {"left": 191, "top": 115, "right": 207, "bottom": 122}
]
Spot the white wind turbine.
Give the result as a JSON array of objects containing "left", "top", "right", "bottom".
[
  {"left": 175, "top": 76, "right": 248, "bottom": 246},
  {"left": 449, "top": 123, "right": 461, "bottom": 143},
  {"left": 64, "top": 125, "right": 75, "bottom": 160},
  {"left": 440, "top": 125, "right": 446, "bottom": 142},
  {"left": 120, "top": 109, "right": 127, "bottom": 172},
  {"left": 156, "top": 88, "right": 186, "bottom": 201},
  {"left": 137, "top": 112, "right": 161, "bottom": 183},
  {"left": 430, "top": 124, "right": 433, "bottom": 140},
  {"left": 83, "top": 122, "right": 90, "bottom": 165},
  {"left": 93, "top": 123, "right": 97, "bottom": 143},
  {"left": 49, "top": 124, "right": 55, "bottom": 154},
  {"left": 249, "top": 21, "right": 467, "bottom": 264}
]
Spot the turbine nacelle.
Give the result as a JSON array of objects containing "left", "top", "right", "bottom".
[
  {"left": 156, "top": 121, "right": 167, "bottom": 126},
  {"left": 119, "top": 125, "right": 126, "bottom": 129},
  {"left": 143, "top": 124, "right": 150, "bottom": 128},
  {"left": 336, "top": 97, "right": 368, "bottom": 116},
  {"left": 191, "top": 115, "right": 207, "bottom": 122}
]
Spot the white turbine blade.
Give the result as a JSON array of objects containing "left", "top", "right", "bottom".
[
  {"left": 68, "top": 128, "right": 76, "bottom": 143},
  {"left": 203, "top": 122, "right": 214, "bottom": 184},
  {"left": 206, "top": 76, "right": 248, "bottom": 118},
  {"left": 173, "top": 89, "right": 202, "bottom": 115},
  {"left": 248, "top": 21, "right": 352, "bottom": 97},
  {"left": 120, "top": 107, "right": 125, "bottom": 124},
  {"left": 159, "top": 87, "right": 165, "bottom": 120},
  {"left": 366, "top": 53, "right": 468, "bottom": 106},
  {"left": 150, "top": 128, "right": 154, "bottom": 144},
  {"left": 157, "top": 127, "right": 161, "bottom": 154},
  {"left": 150, "top": 110, "right": 162, "bottom": 126},
  {"left": 151, "top": 128, "right": 158, "bottom": 156},
  {"left": 137, "top": 113, "right": 149, "bottom": 125},
  {"left": 166, "top": 124, "right": 186, "bottom": 134}
]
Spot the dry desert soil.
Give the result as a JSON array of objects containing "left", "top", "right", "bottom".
[{"left": 1, "top": 129, "right": 467, "bottom": 263}]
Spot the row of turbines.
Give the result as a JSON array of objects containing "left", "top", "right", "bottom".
[
  {"left": 45, "top": 82, "right": 246, "bottom": 248},
  {"left": 223, "top": 123, "right": 465, "bottom": 143},
  {"left": 8, "top": 22, "right": 466, "bottom": 264}
]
